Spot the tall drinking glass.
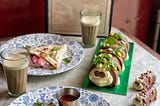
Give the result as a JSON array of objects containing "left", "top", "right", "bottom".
[
  {"left": 80, "top": 9, "right": 102, "bottom": 48},
  {"left": 1, "top": 47, "right": 29, "bottom": 97}
]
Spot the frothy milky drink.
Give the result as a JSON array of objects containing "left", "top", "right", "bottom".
[
  {"left": 1, "top": 48, "right": 29, "bottom": 97},
  {"left": 81, "top": 16, "right": 100, "bottom": 47},
  {"left": 80, "top": 9, "right": 101, "bottom": 48}
]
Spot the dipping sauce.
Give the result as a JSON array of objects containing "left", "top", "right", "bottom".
[
  {"left": 58, "top": 94, "right": 77, "bottom": 102},
  {"left": 56, "top": 88, "right": 80, "bottom": 106}
]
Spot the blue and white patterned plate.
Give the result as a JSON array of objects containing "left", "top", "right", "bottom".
[
  {"left": 9, "top": 86, "right": 110, "bottom": 106},
  {"left": 0, "top": 33, "right": 85, "bottom": 75}
]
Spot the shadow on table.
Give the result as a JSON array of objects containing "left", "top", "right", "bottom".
[
  {"left": 0, "top": 90, "right": 9, "bottom": 99},
  {"left": 0, "top": 64, "right": 10, "bottom": 99}
]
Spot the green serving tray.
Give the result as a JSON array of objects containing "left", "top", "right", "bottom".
[{"left": 82, "top": 38, "right": 134, "bottom": 95}]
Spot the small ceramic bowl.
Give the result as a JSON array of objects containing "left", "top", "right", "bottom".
[{"left": 56, "top": 88, "right": 80, "bottom": 106}]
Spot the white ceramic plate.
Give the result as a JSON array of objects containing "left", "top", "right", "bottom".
[
  {"left": 9, "top": 86, "right": 110, "bottom": 106},
  {"left": 0, "top": 33, "right": 85, "bottom": 75}
]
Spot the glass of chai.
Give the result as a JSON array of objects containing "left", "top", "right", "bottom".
[
  {"left": 0, "top": 47, "right": 30, "bottom": 97},
  {"left": 80, "top": 9, "right": 102, "bottom": 48}
]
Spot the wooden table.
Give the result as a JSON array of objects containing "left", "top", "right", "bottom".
[{"left": 0, "top": 27, "right": 160, "bottom": 106}]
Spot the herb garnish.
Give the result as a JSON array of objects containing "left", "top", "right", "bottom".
[
  {"left": 100, "top": 37, "right": 116, "bottom": 47},
  {"left": 112, "top": 45, "right": 125, "bottom": 57},
  {"left": 93, "top": 53, "right": 111, "bottom": 65},
  {"left": 101, "top": 33, "right": 125, "bottom": 48},
  {"left": 49, "top": 54, "right": 53, "bottom": 57},
  {"left": 93, "top": 53, "right": 117, "bottom": 71},
  {"left": 63, "top": 58, "right": 71, "bottom": 63},
  {"left": 24, "top": 45, "right": 31, "bottom": 50},
  {"left": 51, "top": 47, "right": 60, "bottom": 51},
  {"left": 105, "top": 60, "right": 117, "bottom": 71},
  {"left": 109, "top": 33, "right": 124, "bottom": 40},
  {"left": 33, "top": 102, "right": 44, "bottom": 106},
  {"left": 33, "top": 102, "right": 55, "bottom": 106}
]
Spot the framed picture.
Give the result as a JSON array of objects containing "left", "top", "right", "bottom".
[{"left": 48, "top": 0, "right": 114, "bottom": 36}]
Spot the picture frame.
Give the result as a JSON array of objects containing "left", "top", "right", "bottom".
[{"left": 48, "top": 0, "right": 114, "bottom": 36}]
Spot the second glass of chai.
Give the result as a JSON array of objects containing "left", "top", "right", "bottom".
[
  {"left": 80, "top": 8, "right": 102, "bottom": 48},
  {"left": 1, "top": 47, "right": 30, "bottom": 97}
]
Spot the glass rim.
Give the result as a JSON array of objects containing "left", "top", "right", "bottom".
[
  {"left": 80, "top": 8, "right": 102, "bottom": 16},
  {"left": 0, "top": 47, "right": 30, "bottom": 61}
]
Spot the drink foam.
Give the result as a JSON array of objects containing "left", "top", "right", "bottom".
[
  {"left": 3, "top": 54, "right": 29, "bottom": 71},
  {"left": 81, "top": 16, "right": 100, "bottom": 26}
]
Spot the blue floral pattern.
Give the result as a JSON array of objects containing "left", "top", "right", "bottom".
[
  {"left": 0, "top": 33, "right": 85, "bottom": 76},
  {"left": 9, "top": 86, "right": 110, "bottom": 106}
]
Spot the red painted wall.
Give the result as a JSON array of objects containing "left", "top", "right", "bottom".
[
  {"left": 136, "top": 0, "right": 157, "bottom": 47},
  {"left": 0, "top": 0, "right": 158, "bottom": 48},
  {"left": 112, "top": 0, "right": 139, "bottom": 37},
  {"left": 0, "top": 0, "right": 45, "bottom": 38},
  {"left": 112, "top": 0, "right": 157, "bottom": 47}
]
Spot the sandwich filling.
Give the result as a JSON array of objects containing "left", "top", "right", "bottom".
[{"left": 28, "top": 44, "right": 68, "bottom": 69}]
